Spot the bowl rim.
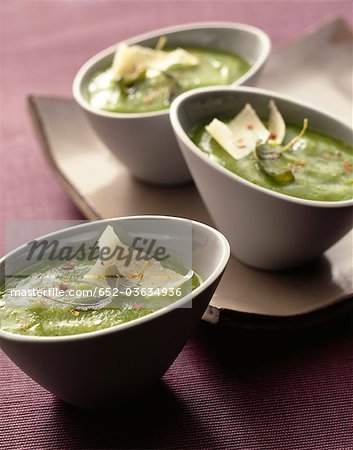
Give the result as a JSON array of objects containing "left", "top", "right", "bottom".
[
  {"left": 0, "top": 215, "right": 230, "bottom": 343},
  {"left": 72, "top": 21, "right": 271, "bottom": 119},
  {"left": 169, "top": 85, "right": 353, "bottom": 209}
]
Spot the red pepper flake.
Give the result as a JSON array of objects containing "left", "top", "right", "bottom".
[
  {"left": 127, "top": 65, "right": 137, "bottom": 75},
  {"left": 247, "top": 124, "right": 253, "bottom": 130},
  {"left": 58, "top": 282, "right": 68, "bottom": 291},
  {"left": 100, "top": 261, "right": 104, "bottom": 266},
  {"left": 71, "top": 310, "right": 80, "bottom": 317},
  {"left": 61, "top": 262, "right": 75, "bottom": 270},
  {"left": 269, "top": 133, "right": 277, "bottom": 140},
  {"left": 132, "top": 302, "right": 144, "bottom": 310},
  {"left": 128, "top": 273, "right": 142, "bottom": 279},
  {"left": 143, "top": 97, "right": 153, "bottom": 104},
  {"left": 343, "top": 159, "right": 353, "bottom": 173},
  {"left": 237, "top": 145, "right": 246, "bottom": 149},
  {"left": 293, "top": 160, "right": 305, "bottom": 171}
]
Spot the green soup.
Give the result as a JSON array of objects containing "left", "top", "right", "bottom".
[
  {"left": 191, "top": 122, "right": 353, "bottom": 202},
  {"left": 87, "top": 47, "right": 250, "bottom": 113},
  {"left": 0, "top": 259, "right": 200, "bottom": 337}
]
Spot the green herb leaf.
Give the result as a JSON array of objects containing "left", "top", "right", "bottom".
[
  {"left": 117, "top": 68, "right": 147, "bottom": 91},
  {"left": 256, "top": 143, "right": 282, "bottom": 160},
  {"left": 160, "top": 71, "right": 182, "bottom": 101},
  {"left": 258, "top": 160, "right": 295, "bottom": 184}
]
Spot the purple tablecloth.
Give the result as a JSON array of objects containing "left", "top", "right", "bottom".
[{"left": 1, "top": 1, "right": 353, "bottom": 449}]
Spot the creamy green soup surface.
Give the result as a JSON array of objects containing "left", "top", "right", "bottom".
[
  {"left": 191, "top": 122, "right": 353, "bottom": 202},
  {"left": 0, "top": 259, "right": 200, "bottom": 337},
  {"left": 87, "top": 46, "right": 250, "bottom": 113}
]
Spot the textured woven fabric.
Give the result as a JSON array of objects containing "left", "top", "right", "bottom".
[
  {"left": 1, "top": 319, "right": 353, "bottom": 449},
  {"left": 1, "top": 1, "right": 353, "bottom": 449}
]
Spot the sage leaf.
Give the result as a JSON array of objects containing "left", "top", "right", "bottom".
[
  {"left": 258, "top": 160, "right": 295, "bottom": 184},
  {"left": 256, "top": 143, "right": 282, "bottom": 160}
]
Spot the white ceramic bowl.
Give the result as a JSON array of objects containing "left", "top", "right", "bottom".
[
  {"left": 0, "top": 216, "right": 229, "bottom": 409},
  {"left": 170, "top": 86, "right": 353, "bottom": 270},
  {"left": 73, "top": 22, "right": 271, "bottom": 185}
]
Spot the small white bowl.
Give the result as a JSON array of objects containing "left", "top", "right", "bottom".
[
  {"left": 0, "top": 216, "right": 229, "bottom": 408},
  {"left": 170, "top": 86, "right": 353, "bottom": 270},
  {"left": 73, "top": 22, "right": 271, "bottom": 185}
]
